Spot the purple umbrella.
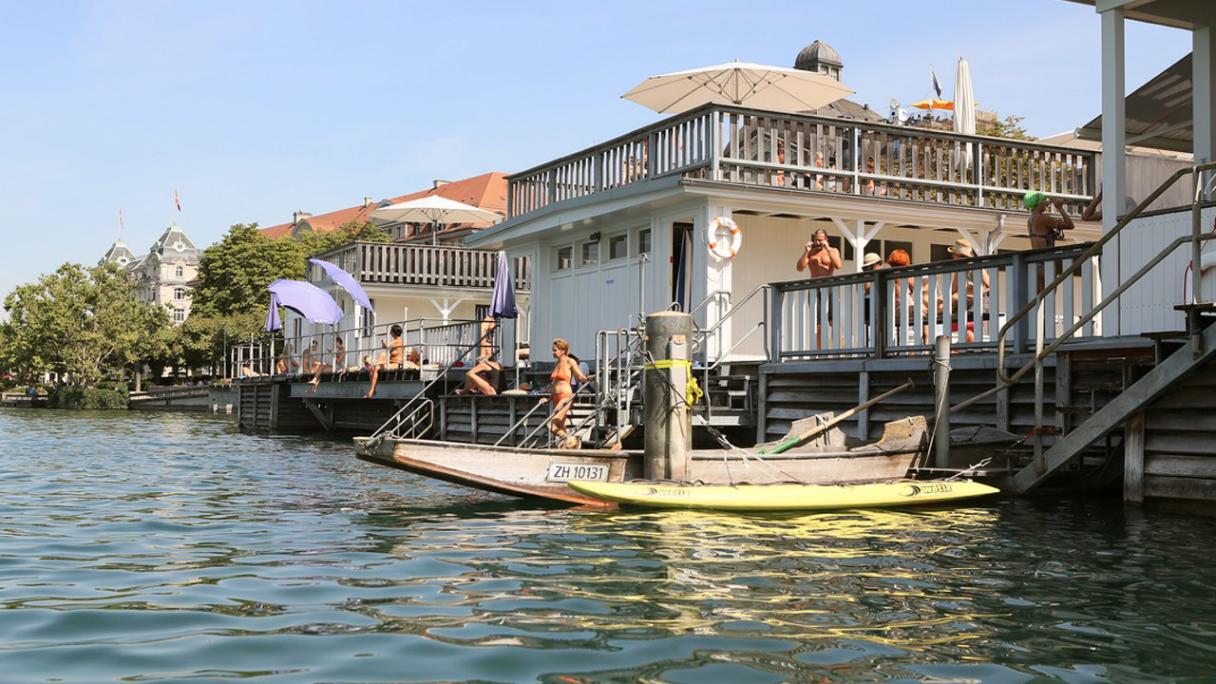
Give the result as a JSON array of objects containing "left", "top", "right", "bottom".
[
  {"left": 308, "top": 258, "right": 374, "bottom": 312},
  {"left": 265, "top": 279, "right": 344, "bottom": 330},
  {"left": 489, "top": 251, "right": 518, "bottom": 319}
]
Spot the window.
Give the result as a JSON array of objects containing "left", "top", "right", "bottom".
[
  {"left": 362, "top": 298, "right": 376, "bottom": 337},
  {"left": 174, "top": 265, "right": 184, "bottom": 278},
  {"left": 608, "top": 234, "right": 628, "bottom": 260},
  {"left": 173, "top": 287, "right": 187, "bottom": 301},
  {"left": 173, "top": 309, "right": 186, "bottom": 323},
  {"left": 825, "top": 235, "right": 854, "bottom": 262},
  {"left": 555, "top": 245, "right": 572, "bottom": 271},
  {"left": 883, "top": 241, "right": 913, "bottom": 260},
  {"left": 930, "top": 243, "right": 952, "bottom": 262},
  {"left": 581, "top": 240, "right": 600, "bottom": 267},
  {"left": 638, "top": 229, "right": 652, "bottom": 255}
]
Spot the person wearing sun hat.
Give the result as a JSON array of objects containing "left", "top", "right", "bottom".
[
  {"left": 946, "top": 238, "right": 975, "bottom": 258},
  {"left": 933, "top": 238, "right": 990, "bottom": 343}
]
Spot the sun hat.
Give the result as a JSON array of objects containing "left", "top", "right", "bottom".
[
  {"left": 947, "top": 238, "right": 975, "bottom": 258},
  {"left": 1023, "top": 191, "right": 1046, "bottom": 210},
  {"left": 862, "top": 252, "right": 883, "bottom": 268}
]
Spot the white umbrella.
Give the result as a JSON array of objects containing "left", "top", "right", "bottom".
[
  {"left": 953, "top": 58, "right": 976, "bottom": 171},
  {"left": 622, "top": 61, "right": 853, "bottom": 114},
  {"left": 371, "top": 195, "right": 501, "bottom": 245}
]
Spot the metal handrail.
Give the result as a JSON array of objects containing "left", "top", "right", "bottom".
[
  {"left": 368, "top": 324, "right": 501, "bottom": 443},
  {"left": 951, "top": 162, "right": 1216, "bottom": 437},
  {"left": 516, "top": 380, "right": 599, "bottom": 449}
]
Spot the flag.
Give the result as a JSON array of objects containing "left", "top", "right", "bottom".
[
  {"left": 931, "top": 68, "right": 942, "bottom": 98},
  {"left": 174, "top": 189, "right": 182, "bottom": 212},
  {"left": 118, "top": 209, "right": 124, "bottom": 233}
]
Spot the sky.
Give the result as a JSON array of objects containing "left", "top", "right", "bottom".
[{"left": 0, "top": 0, "right": 1191, "bottom": 301}]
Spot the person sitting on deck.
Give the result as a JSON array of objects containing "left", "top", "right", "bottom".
[
  {"left": 275, "top": 342, "right": 298, "bottom": 376},
  {"left": 307, "top": 337, "right": 344, "bottom": 390},
  {"left": 539, "top": 338, "right": 589, "bottom": 448},
  {"left": 457, "top": 352, "right": 504, "bottom": 396},
  {"left": 363, "top": 324, "right": 405, "bottom": 399}
]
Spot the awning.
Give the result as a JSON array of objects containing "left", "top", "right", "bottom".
[
  {"left": 1076, "top": 53, "right": 1193, "bottom": 153},
  {"left": 264, "top": 279, "right": 343, "bottom": 332}
]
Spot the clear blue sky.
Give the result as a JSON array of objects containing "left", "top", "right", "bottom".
[{"left": 0, "top": 0, "right": 1189, "bottom": 301}]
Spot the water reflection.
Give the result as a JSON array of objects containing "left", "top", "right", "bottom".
[{"left": 1, "top": 409, "right": 1215, "bottom": 682}]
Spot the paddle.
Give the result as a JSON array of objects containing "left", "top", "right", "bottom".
[{"left": 759, "top": 379, "right": 915, "bottom": 455}]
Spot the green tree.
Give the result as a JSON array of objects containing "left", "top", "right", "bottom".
[
  {"left": 295, "top": 220, "right": 390, "bottom": 257},
  {"left": 977, "top": 114, "right": 1035, "bottom": 141},
  {"left": 0, "top": 263, "right": 169, "bottom": 387},
  {"left": 191, "top": 223, "right": 304, "bottom": 318}
]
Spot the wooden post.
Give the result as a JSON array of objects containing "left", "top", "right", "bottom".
[
  {"left": 768, "top": 286, "right": 784, "bottom": 361},
  {"left": 857, "top": 369, "right": 871, "bottom": 441},
  {"left": 934, "top": 335, "right": 951, "bottom": 469},
  {"left": 1124, "top": 412, "right": 1145, "bottom": 504},
  {"left": 1010, "top": 251, "right": 1029, "bottom": 354},
  {"left": 643, "top": 311, "right": 693, "bottom": 481}
]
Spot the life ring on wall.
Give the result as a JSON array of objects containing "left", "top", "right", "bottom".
[{"left": 707, "top": 216, "right": 741, "bottom": 260}]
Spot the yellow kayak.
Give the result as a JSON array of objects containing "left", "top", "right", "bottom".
[{"left": 567, "top": 479, "right": 999, "bottom": 511}]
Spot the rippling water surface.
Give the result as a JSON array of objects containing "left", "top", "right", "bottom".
[{"left": 1, "top": 409, "right": 1215, "bottom": 682}]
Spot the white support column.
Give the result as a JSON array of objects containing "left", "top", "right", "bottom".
[
  {"left": 1100, "top": 7, "right": 1126, "bottom": 335},
  {"left": 1195, "top": 25, "right": 1216, "bottom": 187},
  {"left": 988, "top": 214, "right": 1010, "bottom": 254},
  {"left": 431, "top": 297, "right": 463, "bottom": 322},
  {"left": 833, "top": 218, "right": 884, "bottom": 272},
  {"left": 954, "top": 226, "right": 986, "bottom": 256},
  {"left": 700, "top": 201, "right": 733, "bottom": 361}
]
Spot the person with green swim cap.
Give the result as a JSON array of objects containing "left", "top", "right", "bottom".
[
  {"left": 1025, "top": 191, "right": 1073, "bottom": 250},
  {"left": 1025, "top": 190, "right": 1075, "bottom": 291}
]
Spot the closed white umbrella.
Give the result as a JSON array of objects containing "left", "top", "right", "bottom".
[
  {"left": 622, "top": 61, "right": 853, "bottom": 114},
  {"left": 371, "top": 195, "right": 501, "bottom": 245},
  {"left": 954, "top": 58, "right": 977, "bottom": 171}
]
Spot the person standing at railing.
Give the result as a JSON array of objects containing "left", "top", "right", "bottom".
[
  {"left": 922, "top": 240, "right": 990, "bottom": 343},
  {"left": 1025, "top": 191, "right": 1075, "bottom": 293},
  {"left": 539, "top": 338, "right": 589, "bottom": 448},
  {"left": 796, "top": 229, "right": 843, "bottom": 349},
  {"left": 363, "top": 324, "right": 404, "bottom": 398}
]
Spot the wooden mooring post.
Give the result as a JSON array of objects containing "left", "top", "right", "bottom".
[
  {"left": 643, "top": 312, "right": 693, "bottom": 481},
  {"left": 934, "top": 335, "right": 951, "bottom": 469}
]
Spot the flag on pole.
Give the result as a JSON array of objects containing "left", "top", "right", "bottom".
[
  {"left": 118, "top": 209, "right": 124, "bottom": 233},
  {"left": 931, "top": 68, "right": 942, "bottom": 98},
  {"left": 174, "top": 189, "right": 182, "bottom": 212}
]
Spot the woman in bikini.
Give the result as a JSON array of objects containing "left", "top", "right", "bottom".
[{"left": 543, "top": 338, "right": 588, "bottom": 445}]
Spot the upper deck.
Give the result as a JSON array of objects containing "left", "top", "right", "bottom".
[
  {"left": 310, "top": 241, "right": 531, "bottom": 292},
  {"left": 507, "top": 103, "right": 1096, "bottom": 221}
]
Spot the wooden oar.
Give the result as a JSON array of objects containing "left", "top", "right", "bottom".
[{"left": 759, "top": 379, "right": 915, "bottom": 455}]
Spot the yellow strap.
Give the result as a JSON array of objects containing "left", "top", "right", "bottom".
[
  {"left": 643, "top": 359, "right": 702, "bottom": 406},
  {"left": 643, "top": 359, "right": 690, "bottom": 371}
]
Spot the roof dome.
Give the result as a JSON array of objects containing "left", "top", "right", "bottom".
[{"left": 794, "top": 40, "right": 842, "bottom": 71}]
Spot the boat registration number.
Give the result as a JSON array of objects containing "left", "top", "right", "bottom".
[{"left": 546, "top": 462, "right": 610, "bottom": 482}]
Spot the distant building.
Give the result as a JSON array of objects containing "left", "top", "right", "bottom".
[
  {"left": 258, "top": 172, "right": 508, "bottom": 244},
  {"left": 101, "top": 224, "right": 199, "bottom": 325},
  {"left": 794, "top": 40, "right": 885, "bottom": 123}
]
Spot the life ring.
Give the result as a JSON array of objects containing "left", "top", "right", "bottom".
[{"left": 707, "top": 216, "right": 741, "bottom": 260}]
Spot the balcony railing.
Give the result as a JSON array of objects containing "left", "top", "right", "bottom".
[
  {"left": 311, "top": 242, "right": 531, "bottom": 291},
  {"left": 508, "top": 103, "right": 1096, "bottom": 219},
  {"left": 768, "top": 244, "right": 1101, "bottom": 360}
]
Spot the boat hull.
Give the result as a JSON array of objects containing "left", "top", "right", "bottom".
[
  {"left": 353, "top": 415, "right": 926, "bottom": 506},
  {"left": 567, "top": 479, "right": 1000, "bottom": 511}
]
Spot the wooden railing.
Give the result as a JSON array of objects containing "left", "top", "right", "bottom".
[
  {"left": 312, "top": 242, "right": 531, "bottom": 291},
  {"left": 508, "top": 103, "right": 1096, "bottom": 218},
  {"left": 768, "top": 244, "right": 1101, "bottom": 360}
]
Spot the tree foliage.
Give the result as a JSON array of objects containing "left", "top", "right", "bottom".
[
  {"left": 0, "top": 263, "right": 169, "bottom": 386},
  {"left": 977, "top": 114, "right": 1035, "bottom": 141}
]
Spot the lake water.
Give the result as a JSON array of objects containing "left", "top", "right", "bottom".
[{"left": 1, "top": 409, "right": 1214, "bottom": 683}]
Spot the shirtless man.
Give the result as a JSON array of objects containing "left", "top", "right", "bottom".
[
  {"left": 795, "top": 229, "right": 843, "bottom": 277},
  {"left": 364, "top": 324, "right": 404, "bottom": 398}
]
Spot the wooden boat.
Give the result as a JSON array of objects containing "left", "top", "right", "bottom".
[
  {"left": 354, "top": 415, "right": 927, "bottom": 507},
  {"left": 566, "top": 479, "right": 1000, "bottom": 511}
]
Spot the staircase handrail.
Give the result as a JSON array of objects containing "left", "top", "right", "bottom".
[
  {"left": 368, "top": 324, "right": 500, "bottom": 443},
  {"left": 515, "top": 379, "right": 599, "bottom": 449},
  {"left": 952, "top": 161, "right": 1216, "bottom": 417}
]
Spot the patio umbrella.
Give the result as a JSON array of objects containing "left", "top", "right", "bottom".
[
  {"left": 309, "top": 257, "right": 373, "bottom": 312},
  {"left": 910, "top": 98, "right": 954, "bottom": 111},
  {"left": 622, "top": 61, "right": 853, "bottom": 114},
  {"left": 370, "top": 195, "right": 501, "bottom": 245},
  {"left": 265, "top": 279, "right": 344, "bottom": 328},
  {"left": 953, "top": 58, "right": 977, "bottom": 171}
]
